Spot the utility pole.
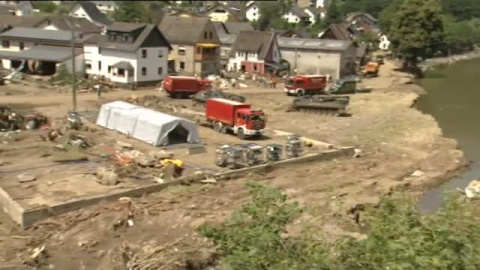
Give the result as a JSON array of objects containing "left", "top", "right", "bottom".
[{"left": 70, "top": 17, "right": 77, "bottom": 112}]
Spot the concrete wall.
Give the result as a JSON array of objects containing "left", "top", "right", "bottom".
[
  {"left": 282, "top": 49, "right": 342, "bottom": 79},
  {"left": 62, "top": 53, "right": 85, "bottom": 74},
  {"left": 1, "top": 147, "right": 354, "bottom": 228}
]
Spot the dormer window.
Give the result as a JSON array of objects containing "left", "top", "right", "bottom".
[
  {"left": 122, "top": 35, "right": 128, "bottom": 42},
  {"left": 109, "top": 34, "right": 116, "bottom": 41}
]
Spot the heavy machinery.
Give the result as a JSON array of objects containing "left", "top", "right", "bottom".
[
  {"left": 266, "top": 144, "right": 283, "bottom": 162},
  {"left": 215, "top": 144, "right": 231, "bottom": 167},
  {"left": 192, "top": 90, "right": 246, "bottom": 107},
  {"left": 327, "top": 77, "right": 372, "bottom": 95},
  {"left": 361, "top": 61, "right": 380, "bottom": 77},
  {"left": 286, "top": 135, "right": 303, "bottom": 158},
  {"left": 0, "top": 107, "right": 48, "bottom": 131},
  {"left": 290, "top": 95, "right": 350, "bottom": 116}
]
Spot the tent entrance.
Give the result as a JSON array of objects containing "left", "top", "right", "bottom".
[{"left": 168, "top": 124, "right": 189, "bottom": 145}]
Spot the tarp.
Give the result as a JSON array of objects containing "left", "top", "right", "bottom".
[{"left": 96, "top": 101, "right": 201, "bottom": 146}]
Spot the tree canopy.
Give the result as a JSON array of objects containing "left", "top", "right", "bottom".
[{"left": 389, "top": 0, "right": 444, "bottom": 69}]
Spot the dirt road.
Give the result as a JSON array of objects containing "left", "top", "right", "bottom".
[{"left": 0, "top": 61, "right": 467, "bottom": 269}]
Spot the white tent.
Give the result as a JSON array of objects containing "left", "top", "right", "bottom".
[{"left": 96, "top": 101, "right": 201, "bottom": 146}]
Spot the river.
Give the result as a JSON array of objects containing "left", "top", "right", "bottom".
[{"left": 416, "top": 58, "right": 480, "bottom": 211}]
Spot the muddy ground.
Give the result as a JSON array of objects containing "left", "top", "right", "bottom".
[{"left": 0, "top": 60, "right": 467, "bottom": 269}]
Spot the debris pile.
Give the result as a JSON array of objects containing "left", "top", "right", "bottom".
[
  {"left": 126, "top": 95, "right": 173, "bottom": 113},
  {"left": 0, "top": 106, "right": 49, "bottom": 131}
]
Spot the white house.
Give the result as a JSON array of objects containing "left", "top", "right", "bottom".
[
  {"left": 91, "top": 1, "right": 117, "bottom": 14},
  {"left": 208, "top": 8, "right": 230, "bottom": 22},
  {"left": 0, "top": 1, "right": 34, "bottom": 16},
  {"left": 245, "top": 1, "right": 260, "bottom": 22},
  {"left": 379, "top": 34, "right": 390, "bottom": 51},
  {"left": 228, "top": 31, "right": 281, "bottom": 75},
  {"left": 83, "top": 22, "right": 171, "bottom": 87},
  {"left": 70, "top": 1, "right": 112, "bottom": 28}
]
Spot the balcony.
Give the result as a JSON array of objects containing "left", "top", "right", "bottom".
[{"left": 194, "top": 43, "right": 218, "bottom": 61}]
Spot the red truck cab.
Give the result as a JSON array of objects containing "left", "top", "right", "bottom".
[
  {"left": 206, "top": 98, "right": 266, "bottom": 139},
  {"left": 162, "top": 76, "right": 211, "bottom": 98},
  {"left": 284, "top": 75, "right": 328, "bottom": 96}
]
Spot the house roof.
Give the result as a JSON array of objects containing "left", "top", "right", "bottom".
[
  {"left": 0, "top": 45, "right": 82, "bottom": 62},
  {"left": 84, "top": 24, "right": 171, "bottom": 51},
  {"left": 112, "top": 61, "right": 133, "bottom": 70},
  {"left": 90, "top": 1, "right": 118, "bottom": 8},
  {"left": 288, "top": 6, "right": 308, "bottom": 18},
  {"left": 273, "top": 29, "right": 312, "bottom": 38},
  {"left": 223, "top": 21, "right": 253, "bottom": 34},
  {"left": 0, "top": 27, "right": 78, "bottom": 41},
  {"left": 107, "top": 22, "right": 146, "bottom": 32},
  {"left": 158, "top": 15, "right": 211, "bottom": 44},
  {"left": 229, "top": 31, "right": 275, "bottom": 59},
  {"left": 277, "top": 37, "right": 353, "bottom": 52},
  {"left": 218, "top": 33, "right": 236, "bottom": 46},
  {"left": 75, "top": 1, "right": 112, "bottom": 26},
  {"left": 34, "top": 15, "right": 101, "bottom": 34},
  {"left": 320, "top": 23, "right": 354, "bottom": 40},
  {"left": 213, "top": 21, "right": 227, "bottom": 36},
  {"left": 0, "top": 14, "right": 45, "bottom": 31},
  {"left": 345, "top": 12, "right": 378, "bottom": 24},
  {"left": 277, "top": 37, "right": 353, "bottom": 51}
]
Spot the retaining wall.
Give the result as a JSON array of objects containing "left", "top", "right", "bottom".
[{"left": 0, "top": 147, "right": 354, "bottom": 228}]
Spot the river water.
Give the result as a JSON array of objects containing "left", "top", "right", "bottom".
[{"left": 416, "top": 58, "right": 480, "bottom": 211}]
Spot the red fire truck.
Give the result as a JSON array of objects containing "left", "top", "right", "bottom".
[
  {"left": 205, "top": 98, "right": 266, "bottom": 139},
  {"left": 284, "top": 75, "right": 328, "bottom": 96},
  {"left": 162, "top": 76, "right": 211, "bottom": 98}
]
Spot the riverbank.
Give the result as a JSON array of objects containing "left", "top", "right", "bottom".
[{"left": 420, "top": 50, "right": 480, "bottom": 69}]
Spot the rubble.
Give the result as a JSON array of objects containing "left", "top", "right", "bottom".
[
  {"left": 17, "top": 173, "right": 37, "bottom": 183},
  {"left": 95, "top": 167, "right": 119, "bottom": 186},
  {"left": 465, "top": 180, "right": 480, "bottom": 198}
]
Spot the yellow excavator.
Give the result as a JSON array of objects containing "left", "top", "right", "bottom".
[{"left": 362, "top": 62, "right": 380, "bottom": 77}]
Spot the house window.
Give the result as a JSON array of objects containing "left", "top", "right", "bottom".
[
  {"left": 253, "top": 64, "right": 257, "bottom": 71},
  {"left": 108, "top": 66, "right": 112, "bottom": 73},
  {"left": 204, "top": 31, "right": 207, "bottom": 39},
  {"left": 197, "top": 47, "right": 201, "bottom": 54},
  {"left": 19, "top": 42, "right": 24, "bottom": 50},
  {"left": 86, "top": 62, "right": 92, "bottom": 70},
  {"left": 98, "top": 47, "right": 101, "bottom": 54},
  {"left": 2, "top": 40, "right": 9, "bottom": 48},
  {"left": 123, "top": 35, "right": 128, "bottom": 42},
  {"left": 158, "top": 67, "right": 163, "bottom": 75},
  {"left": 118, "top": 68, "right": 125, "bottom": 77},
  {"left": 209, "top": 32, "right": 212, "bottom": 39},
  {"left": 142, "top": 49, "right": 147, "bottom": 58},
  {"left": 178, "top": 47, "right": 186, "bottom": 55},
  {"left": 180, "top": 62, "right": 185, "bottom": 70},
  {"left": 142, "top": 67, "right": 147, "bottom": 76},
  {"left": 158, "top": 49, "right": 163, "bottom": 57},
  {"left": 98, "top": 61, "right": 102, "bottom": 71}
]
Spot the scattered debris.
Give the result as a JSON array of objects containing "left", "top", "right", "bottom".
[
  {"left": 200, "top": 178, "right": 217, "bottom": 184},
  {"left": 95, "top": 167, "right": 119, "bottom": 186},
  {"left": 116, "top": 141, "right": 133, "bottom": 149},
  {"left": 465, "top": 180, "right": 480, "bottom": 198},
  {"left": 411, "top": 170, "right": 424, "bottom": 177},
  {"left": 353, "top": 149, "right": 362, "bottom": 158},
  {"left": 17, "top": 173, "right": 37, "bottom": 183}
]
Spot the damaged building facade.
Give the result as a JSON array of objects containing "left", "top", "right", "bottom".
[{"left": 0, "top": 27, "right": 84, "bottom": 75}]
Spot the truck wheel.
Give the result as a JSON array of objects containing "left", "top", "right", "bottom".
[
  {"left": 297, "top": 89, "right": 305, "bottom": 96},
  {"left": 214, "top": 122, "right": 222, "bottom": 132},
  {"left": 237, "top": 128, "right": 246, "bottom": 139},
  {"left": 25, "top": 119, "right": 36, "bottom": 130}
]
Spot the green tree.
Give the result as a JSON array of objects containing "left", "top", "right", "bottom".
[
  {"left": 379, "top": 0, "right": 404, "bottom": 31},
  {"left": 34, "top": 1, "right": 57, "bottom": 14},
  {"left": 338, "top": 194, "right": 480, "bottom": 270},
  {"left": 443, "top": 15, "right": 475, "bottom": 54},
  {"left": 440, "top": 0, "right": 480, "bottom": 21},
  {"left": 468, "top": 18, "right": 480, "bottom": 45},
  {"left": 113, "top": 1, "right": 149, "bottom": 23},
  {"left": 389, "top": 0, "right": 444, "bottom": 70},
  {"left": 198, "top": 181, "right": 333, "bottom": 270},
  {"left": 322, "top": 0, "right": 342, "bottom": 28}
]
